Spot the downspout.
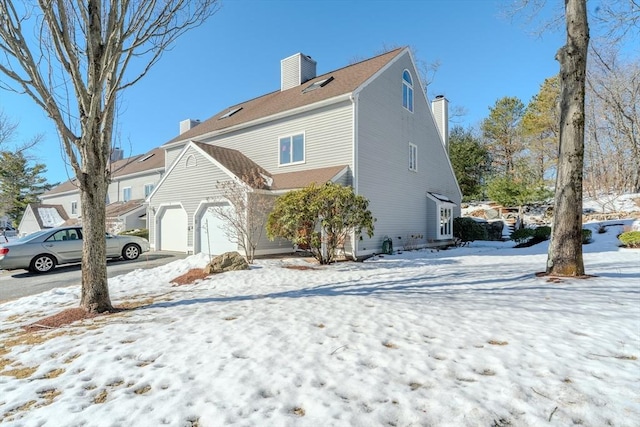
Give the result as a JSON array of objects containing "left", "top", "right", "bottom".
[{"left": 350, "top": 92, "right": 359, "bottom": 260}]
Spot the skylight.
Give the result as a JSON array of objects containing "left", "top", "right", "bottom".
[
  {"left": 220, "top": 107, "right": 243, "bottom": 119},
  {"left": 138, "top": 153, "right": 155, "bottom": 162},
  {"left": 302, "top": 76, "right": 334, "bottom": 93}
]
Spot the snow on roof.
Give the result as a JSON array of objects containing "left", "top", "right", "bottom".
[{"left": 37, "top": 207, "right": 67, "bottom": 228}]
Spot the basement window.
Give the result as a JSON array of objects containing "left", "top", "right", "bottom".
[
  {"left": 302, "top": 76, "right": 334, "bottom": 93},
  {"left": 219, "top": 107, "right": 243, "bottom": 119}
]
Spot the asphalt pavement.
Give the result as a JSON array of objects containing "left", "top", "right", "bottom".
[{"left": 0, "top": 251, "right": 188, "bottom": 302}]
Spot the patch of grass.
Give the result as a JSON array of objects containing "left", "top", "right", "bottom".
[
  {"left": 63, "top": 353, "right": 81, "bottom": 364},
  {"left": 106, "top": 380, "right": 124, "bottom": 388},
  {"left": 488, "top": 340, "right": 509, "bottom": 346},
  {"left": 44, "top": 368, "right": 65, "bottom": 379},
  {"left": 116, "top": 298, "right": 155, "bottom": 310},
  {"left": 478, "top": 369, "right": 496, "bottom": 376},
  {"left": 223, "top": 316, "right": 238, "bottom": 321},
  {"left": 1, "top": 365, "right": 38, "bottom": 379},
  {"left": 382, "top": 341, "right": 399, "bottom": 349},
  {"left": 134, "top": 385, "right": 151, "bottom": 395},
  {"left": 316, "top": 323, "right": 325, "bottom": 328},
  {"left": 615, "top": 354, "right": 637, "bottom": 360},
  {"left": 37, "top": 388, "right": 61, "bottom": 404},
  {"left": 1, "top": 400, "right": 37, "bottom": 422},
  {"left": 409, "top": 382, "right": 422, "bottom": 390},
  {"left": 290, "top": 406, "right": 305, "bottom": 416},
  {"left": 93, "top": 390, "right": 108, "bottom": 404}
]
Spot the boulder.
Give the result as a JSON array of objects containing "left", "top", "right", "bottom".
[{"left": 203, "top": 251, "right": 249, "bottom": 274}]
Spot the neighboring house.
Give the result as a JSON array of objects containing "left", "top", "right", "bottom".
[
  {"left": 28, "top": 147, "right": 165, "bottom": 235},
  {"left": 17, "top": 204, "right": 71, "bottom": 237},
  {"left": 147, "top": 47, "right": 462, "bottom": 258}
]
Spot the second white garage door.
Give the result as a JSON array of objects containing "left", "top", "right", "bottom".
[
  {"left": 159, "top": 206, "right": 188, "bottom": 252},
  {"left": 197, "top": 205, "right": 237, "bottom": 256}
]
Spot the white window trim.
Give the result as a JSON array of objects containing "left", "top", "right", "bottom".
[
  {"left": 437, "top": 204, "right": 454, "bottom": 239},
  {"left": 71, "top": 201, "right": 78, "bottom": 215},
  {"left": 278, "top": 131, "right": 306, "bottom": 166},
  {"left": 144, "top": 183, "right": 155, "bottom": 198},
  {"left": 123, "top": 187, "right": 132, "bottom": 202},
  {"left": 409, "top": 143, "right": 418, "bottom": 172},
  {"left": 402, "top": 69, "right": 414, "bottom": 113}
]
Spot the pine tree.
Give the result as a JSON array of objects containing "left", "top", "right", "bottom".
[{"left": 0, "top": 151, "right": 52, "bottom": 226}]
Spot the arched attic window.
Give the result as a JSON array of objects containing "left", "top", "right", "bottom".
[
  {"left": 185, "top": 154, "right": 197, "bottom": 167},
  {"left": 402, "top": 70, "right": 414, "bottom": 112}
]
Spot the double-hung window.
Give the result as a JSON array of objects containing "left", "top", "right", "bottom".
[
  {"left": 71, "top": 201, "right": 78, "bottom": 215},
  {"left": 123, "top": 187, "right": 131, "bottom": 202},
  {"left": 409, "top": 143, "right": 418, "bottom": 171},
  {"left": 144, "top": 183, "right": 154, "bottom": 198},
  {"left": 279, "top": 133, "right": 305, "bottom": 165},
  {"left": 402, "top": 70, "right": 414, "bottom": 112}
]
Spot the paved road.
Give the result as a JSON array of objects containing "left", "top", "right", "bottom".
[{"left": 0, "top": 251, "right": 187, "bottom": 302}]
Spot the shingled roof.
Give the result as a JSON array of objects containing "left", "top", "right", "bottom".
[
  {"left": 41, "top": 147, "right": 165, "bottom": 197},
  {"left": 26, "top": 204, "right": 70, "bottom": 229},
  {"left": 270, "top": 165, "right": 348, "bottom": 190},
  {"left": 193, "top": 142, "right": 271, "bottom": 189},
  {"left": 165, "top": 48, "right": 405, "bottom": 145}
]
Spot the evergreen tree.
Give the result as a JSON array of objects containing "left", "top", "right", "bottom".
[
  {"left": 0, "top": 151, "right": 52, "bottom": 226},
  {"left": 522, "top": 75, "right": 560, "bottom": 184},
  {"left": 481, "top": 96, "right": 526, "bottom": 175},
  {"left": 448, "top": 126, "right": 491, "bottom": 201}
]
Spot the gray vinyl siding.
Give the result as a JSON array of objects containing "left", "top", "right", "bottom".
[
  {"left": 149, "top": 146, "right": 229, "bottom": 251},
  {"left": 39, "top": 192, "right": 80, "bottom": 220},
  {"left": 149, "top": 147, "right": 293, "bottom": 254},
  {"left": 108, "top": 171, "right": 163, "bottom": 203},
  {"left": 355, "top": 51, "right": 461, "bottom": 253},
  {"left": 17, "top": 207, "right": 39, "bottom": 236},
  {"left": 165, "top": 145, "right": 185, "bottom": 170},
  {"left": 197, "top": 100, "right": 354, "bottom": 174}
]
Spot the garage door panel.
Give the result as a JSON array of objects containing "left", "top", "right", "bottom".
[
  {"left": 159, "top": 206, "right": 187, "bottom": 252},
  {"left": 198, "top": 206, "right": 237, "bottom": 255}
]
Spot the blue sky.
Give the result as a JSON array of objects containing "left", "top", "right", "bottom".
[{"left": 1, "top": 0, "right": 568, "bottom": 185}]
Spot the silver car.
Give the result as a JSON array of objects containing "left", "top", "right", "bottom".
[{"left": 0, "top": 226, "right": 150, "bottom": 273}]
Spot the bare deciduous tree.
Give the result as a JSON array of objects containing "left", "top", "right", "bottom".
[
  {"left": 546, "top": 0, "right": 589, "bottom": 276},
  {"left": 212, "top": 170, "right": 274, "bottom": 264},
  {"left": 0, "top": 0, "right": 219, "bottom": 312},
  {"left": 585, "top": 48, "right": 639, "bottom": 197}
]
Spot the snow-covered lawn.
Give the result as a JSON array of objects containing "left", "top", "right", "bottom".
[{"left": 0, "top": 220, "right": 638, "bottom": 427}]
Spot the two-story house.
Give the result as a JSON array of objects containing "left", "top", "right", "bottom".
[
  {"left": 147, "top": 47, "right": 462, "bottom": 258},
  {"left": 19, "top": 147, "right": 165, "bottom": 236}
]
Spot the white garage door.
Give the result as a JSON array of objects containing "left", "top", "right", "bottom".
[
  {"left": 159, "top": 206, "right": 188, "bottom": 252},
  {"left": 198, "top": 206, "right": 237, "bottom": 256}
]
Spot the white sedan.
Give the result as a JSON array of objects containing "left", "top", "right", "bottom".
[{"left": 0, "top": 226, "right": 150, "bottom": 273}]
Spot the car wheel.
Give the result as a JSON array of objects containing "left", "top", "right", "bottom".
[
  {"left": 122, "top": 244, "right": 140, "bottom": 260},
  {"left": 30, "top": 254, "right": 56, "bottom": 273}
]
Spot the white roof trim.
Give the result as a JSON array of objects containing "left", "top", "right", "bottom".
[{"left": 427, "top": 192, "right": 457, "bottom": 206}]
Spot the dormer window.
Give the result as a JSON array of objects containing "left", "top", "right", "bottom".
[{"left": 402, "top": 70, "right": 414, "bottom": 112}]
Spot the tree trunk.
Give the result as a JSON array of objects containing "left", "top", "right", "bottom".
[
  {"left": 78, "top": 132, "right": 113, "bottom": 312},
  {"left": 546, "top": 0, "right": 589, "bottom": 276}
]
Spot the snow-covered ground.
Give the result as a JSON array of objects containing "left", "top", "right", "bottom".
[{"left": 0, "top": 220, "right": 638, "bottom": 427}]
